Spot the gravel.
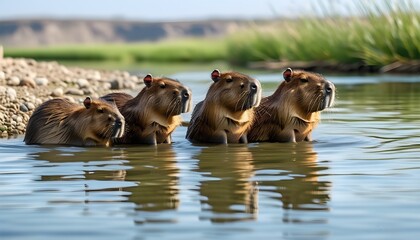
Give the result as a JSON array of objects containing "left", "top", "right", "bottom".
[{"left": 0, "top": 58, "right": 144, "bottom": 138}]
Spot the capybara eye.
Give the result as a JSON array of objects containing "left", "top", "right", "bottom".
[
  {"left": 300, "top": 78, "right": 309, "bottom": 83},
  {"left": 226, "top": 78, "right": 233, "bottom": 83},
  {"left": 160, "top": 84, "right": 166, "bottom": 89},
  {"left": 97, "top": 108, "right": 104, "bottom": 113}
]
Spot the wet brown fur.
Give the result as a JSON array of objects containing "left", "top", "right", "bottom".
[
  {"left": 186, "top": 71, "right": 262, "bottom": 144},
  {"left": 248, "top": 69, "right": 335, "bottom": 142},
  {"left": 102, "top": 77, "right": 192, "bottom": 145},
  {"left": 24, "top": 98, "right": 125, "bottom": 146}
]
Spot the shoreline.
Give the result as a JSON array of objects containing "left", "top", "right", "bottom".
[
  {"left": 0, "top": 58, "right": 144, "bottom": 138},
  {"left": 247, "top": 60, "right": 420, "bottom": 74}
]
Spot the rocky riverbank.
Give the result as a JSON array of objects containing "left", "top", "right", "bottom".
[{"left": 0, "top": 58, "right": 143, "bottom": 138}]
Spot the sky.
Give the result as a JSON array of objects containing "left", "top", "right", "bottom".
[
  {"left": 1, "top": 0, "right": 419, "bottom": 22},
  {"left": 0, "top": 0, "right": 374, "bottom": 21}
]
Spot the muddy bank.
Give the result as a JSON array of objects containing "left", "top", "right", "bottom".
[{"left": 0, "top": 58, "right": 143, "bottom": 138}]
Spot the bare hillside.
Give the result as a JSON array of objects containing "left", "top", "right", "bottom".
[{"left": 0, "top": 19, "right": 249, "bottom": 47}]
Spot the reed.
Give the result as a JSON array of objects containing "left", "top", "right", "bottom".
[{"left": 226, "top": 0, "right": 420, "bottom": 66}]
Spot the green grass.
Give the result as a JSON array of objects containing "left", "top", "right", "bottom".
[
  {"left": 226, "top": 0, "right": 420, "bottom": 66},
  {"left": 351, "top": 0, "right": 420, "bottom": 65},
  {"left": 5, "top": 39, "right": 227, "bottom": 63},
  {"left": 4, "top": 0, "right": 420, "bottom": 68}
]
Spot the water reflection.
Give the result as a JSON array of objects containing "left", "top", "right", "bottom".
[
  {"left": 194, "top": 145, "right": 258, "bottom": 222},
  {"left": 192, "top": 141, "right": 330, "bottom": 224},
  {"left": 27, "top": 145, "right": 180, "bottom": 224},
  {"left": 30, "top": 147, "right": 128, "bottom": 181},
  {"left": 250, "top": 142, "right": 330, "bottom": 223},
  {"left": 121, "top": 145, "right": 179, "bottom": 214}
]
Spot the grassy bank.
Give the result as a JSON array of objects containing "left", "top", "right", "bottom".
[
  {"left": 4, "top": 1, "right": 420, "bottom": 68},
  {"left": 5, "top": 39, "right": 227, "bottom": 63},
  {"left": 226, "top": 0, "right": 420, "bottom": 66}
]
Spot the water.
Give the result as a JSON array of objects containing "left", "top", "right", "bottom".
[{"left": 1, "top": 68, "right": 420, "bottom": 240}]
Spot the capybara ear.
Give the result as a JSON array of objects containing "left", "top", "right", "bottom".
[
  {"left": 211, "top": 69, "right": 221, "bottom": 82},
  {"left": 283, "top": 68, "right": 293, "bottom": 82},
  {"left": 144, "top": 74, "right": 153, "bottom": 87},
  {"left": 83, "top": 97, "right": 92, "bottom": 109}
]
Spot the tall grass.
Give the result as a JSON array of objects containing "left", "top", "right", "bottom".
[
  {"left": 352, "top": 0, "right": 420, "bottom": 65},
  {"left": 226, "top": 0, "right": 420, "bottom": 66}
]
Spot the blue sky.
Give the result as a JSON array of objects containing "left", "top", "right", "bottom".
[
  {"left": 1, "top": 0, "right": 419, "bottom": 21},
  {"left": 0, "top": 0, "right": 372, "bottom": 21}
]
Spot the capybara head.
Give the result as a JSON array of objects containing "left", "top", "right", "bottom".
[
  {"left": 82, "top": 97, "right": 125, "bottom": 142},
  {"left": 142, "top": 74, "right": 192, "bottom": 117},
  {"left": 281, "top": 68, "right": 335, "bottom": 113},
  {"left": 207, "top": 69, "right": 262, "bottom": 112}
]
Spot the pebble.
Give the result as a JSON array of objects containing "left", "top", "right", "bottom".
[
  {"left": 0, "top": 58, "right": 140, "bottom": 138},
  {"left": 6, "top": 87, "right": 17, "bottom": 101},
  {"left": 20, "top": 104, "right": 29, "bottom": 112},
  {"left": 51, "top": 88, "right": 64, "bottom": 97},
  {"left": 7, "top": 76, "right": 20, "bottom": 86},
  {"left": 77, "top": 78, "right": 90, "bottom": 88},
  {"left": 110, "top": 79, "right": 122, "bottom": 90},
  {"left": 66, "top": 88, "right": 84, "bottom": 96},
  {"left": 20, "top": 78, "right": 37, "bottom": 88},
  {"left": 25, "top": 102, "right": 35, "bottom": 111},
  {"left": 35, "top": 77, "right": 49, "bottom": 86}
]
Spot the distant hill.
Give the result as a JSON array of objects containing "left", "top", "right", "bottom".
[{"left": 0, "top": 19, "right": 252, "bottom": 47}]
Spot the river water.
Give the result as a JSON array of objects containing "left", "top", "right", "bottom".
[{"left": 1, "top": 67, "right": 420, "bottom": 240}]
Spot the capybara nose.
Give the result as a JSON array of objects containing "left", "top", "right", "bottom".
[
  {"left": 182, "top": 89, "right": 190, "bottom": 99},
  {"left": 115, "top": 119, "right": 122, "bottom": 127},
  {"left": 325, "top": 82, "right": 334, "bottom": 94},
  {"left": 250, "top": 83, "right": 258, "bottom": 92}
]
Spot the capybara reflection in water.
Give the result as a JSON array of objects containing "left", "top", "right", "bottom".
[
  {"left": 24, "top": 97, "right": 125, "bottom": 146},
  {"left": 248, "top": 68, "right": 335, "bottom": 143},
  {"left": 101, "top": 74, "right": 192, "bottom": 145},
  {"left": 186, "top": 69, "right": 262, "bottom": 144}
]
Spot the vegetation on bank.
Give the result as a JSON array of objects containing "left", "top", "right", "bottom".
[
  {"left": 4, "top": 1, "right": 420, "bottom": 68},
  {"left": 226, "top": 0, "right": 420, "bottom": 66},
  {"left": 5, "top": 39, "right": 227, "bottom": 63}
]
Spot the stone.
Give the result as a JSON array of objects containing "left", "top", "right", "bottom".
[
  {"left": 102, "top": 82, "right": 112, "bottom": 90},
  {"left": 110, "top": 79, "right": 122, "bottom": 90},
  {"left": 123, "top": 81, "right": 136, "bottom": 90},
  {"left": 17, "top": 123, "right": 26, "bottom": 131},
  {"left": 35, "top": 77, "right": 49, "bottom": 86},
  {"left": 25, "top": 102, "right": 35, "bottom": 111},
  {"left": 88, "top": 71, "right": 101, "bottom": 80},
  {"left": 51, "top": 88, "right": 64, "bottom": 97},
  {"left": 19, "top": 104, "right": 29, "bottom": 112},
  {"left": 64, "top": 96, "right": 75, "bottom": 103},
  {"left": 0, "top": 86, "right": 6, "bottom": 95},
  {"left": 6, "top": 87, "right": 17, "bottom": 101},
  {"left": 7, "top": 76, "right": 20, "bottom": 86},
  {"left": 35, "top": 98, "right": 43, "bottom": 105},
  {"left": 20, "top": 78, "right": 36, "bottom": 88},
  {"left": 66, "top": 88, "right": 84, "bottom": 96},
  {"left": 77, "top": 78, "right": 90, "bottom": 88},
  {"left": 16, "top": 116, "right": 23, "bottom": 123}
]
